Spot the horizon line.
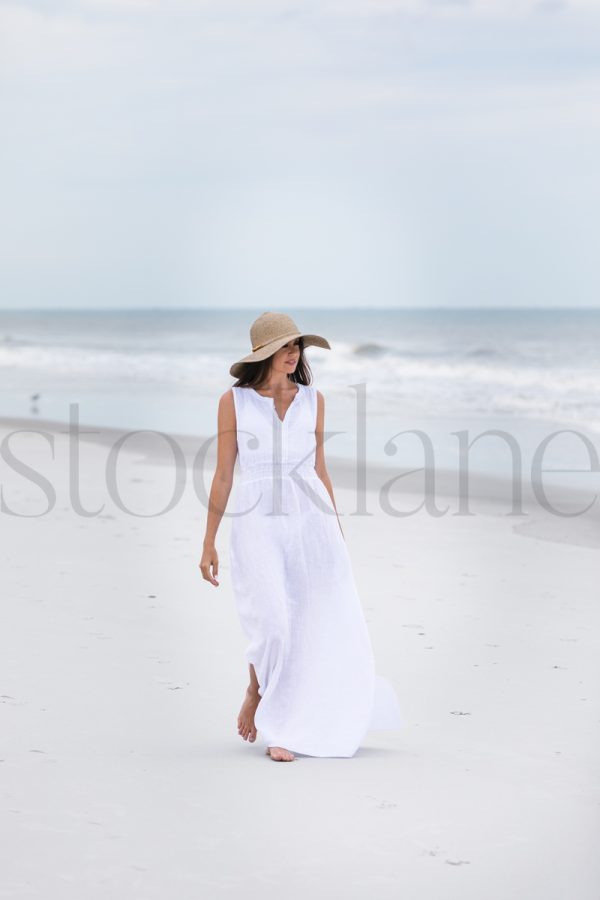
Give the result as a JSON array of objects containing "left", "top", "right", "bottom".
[{"left": 1, "top": 305, "right": 599, "bottom": 313}]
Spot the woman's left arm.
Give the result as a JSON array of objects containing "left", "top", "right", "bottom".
[{"left": 314, "top": 389, "right": 345, "bottom": 540}]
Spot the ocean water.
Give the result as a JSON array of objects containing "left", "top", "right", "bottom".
[{"left": 1, "top": 308, "right": 599, "bottom": 489}]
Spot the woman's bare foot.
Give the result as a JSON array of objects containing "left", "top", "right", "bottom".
[
  {"left": 238, "top": 686, "right": 260, "bottom": 742},
  {"left": 266, "top": 746, "right": 296, "bottom": 761}
]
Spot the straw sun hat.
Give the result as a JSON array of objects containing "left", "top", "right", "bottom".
[{"left": 229, "top": 312, "right": 331, "bottom": 379}]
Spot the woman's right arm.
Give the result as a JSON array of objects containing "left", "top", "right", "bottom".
[{"left": 199, "top": 389, "right": 238, "bottom": 587}]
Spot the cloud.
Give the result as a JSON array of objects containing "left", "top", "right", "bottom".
[
  {"left": 0, "top": 0, "right": 598, "bottom": 20},
  {"left": 1, "top": 0, "right": 599, "bottom": 308},
  {"left": 534, "top": 0, "right": 568, "bottom": 12}
]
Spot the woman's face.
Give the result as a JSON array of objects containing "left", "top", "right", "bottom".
[{"left": 272, "top": 339, "right": 301, "bottom": 374}]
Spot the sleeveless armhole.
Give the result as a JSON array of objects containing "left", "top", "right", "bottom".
[
  {"left": 230, "top": 387, "right": 242, "bottom": 452},
  {"left": 230, "top": 386, "right": 239, "bottom": 422},
  {"left": 309, "top": 385, "right": 318, "bottom": 433}
]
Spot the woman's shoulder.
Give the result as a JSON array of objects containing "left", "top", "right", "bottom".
[{"left": 221, "top": 386, "right": 247, "bottom": 407}]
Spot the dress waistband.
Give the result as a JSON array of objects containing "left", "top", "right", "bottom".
[{"left": 238, "top": 461, "right": 320, "bottom": 484}]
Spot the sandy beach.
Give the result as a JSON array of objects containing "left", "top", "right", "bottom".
[{"left": 1, "top": 414, "right": 599, "bottom": 899}]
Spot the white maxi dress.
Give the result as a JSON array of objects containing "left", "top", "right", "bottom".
[{"left": 229, "top": 382, "right": 402, "bottom": 757}]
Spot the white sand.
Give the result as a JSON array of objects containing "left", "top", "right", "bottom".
[{"left": 1, "top": 416, "right": 599, "bottom": 899}]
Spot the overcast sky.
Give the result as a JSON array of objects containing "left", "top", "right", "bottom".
[{"left": 1, "top": 0, "right": 599, "bottom": 309}]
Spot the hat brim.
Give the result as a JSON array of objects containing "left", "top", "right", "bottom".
[{"left": 229, "top": 332, "right": 330, "bottom": 379}]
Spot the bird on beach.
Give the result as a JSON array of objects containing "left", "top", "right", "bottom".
[{"left": 30, "top": 392, "right": 40, "bottom": 414}]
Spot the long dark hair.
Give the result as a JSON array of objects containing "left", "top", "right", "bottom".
[{"left": 232, "top": 337, "right": 313, "bottom": 388}]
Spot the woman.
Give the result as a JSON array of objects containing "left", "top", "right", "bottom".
[{"left": 200, "top": 311, "right": 402, "bottom": 762}]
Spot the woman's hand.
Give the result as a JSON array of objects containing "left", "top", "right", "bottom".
[{"left": 199, "top": 543, "right": 219, "bottom": 586}]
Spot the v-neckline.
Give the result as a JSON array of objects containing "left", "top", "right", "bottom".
[{"left": 249, "top": 384, "right": 302, "bottom": 424}]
